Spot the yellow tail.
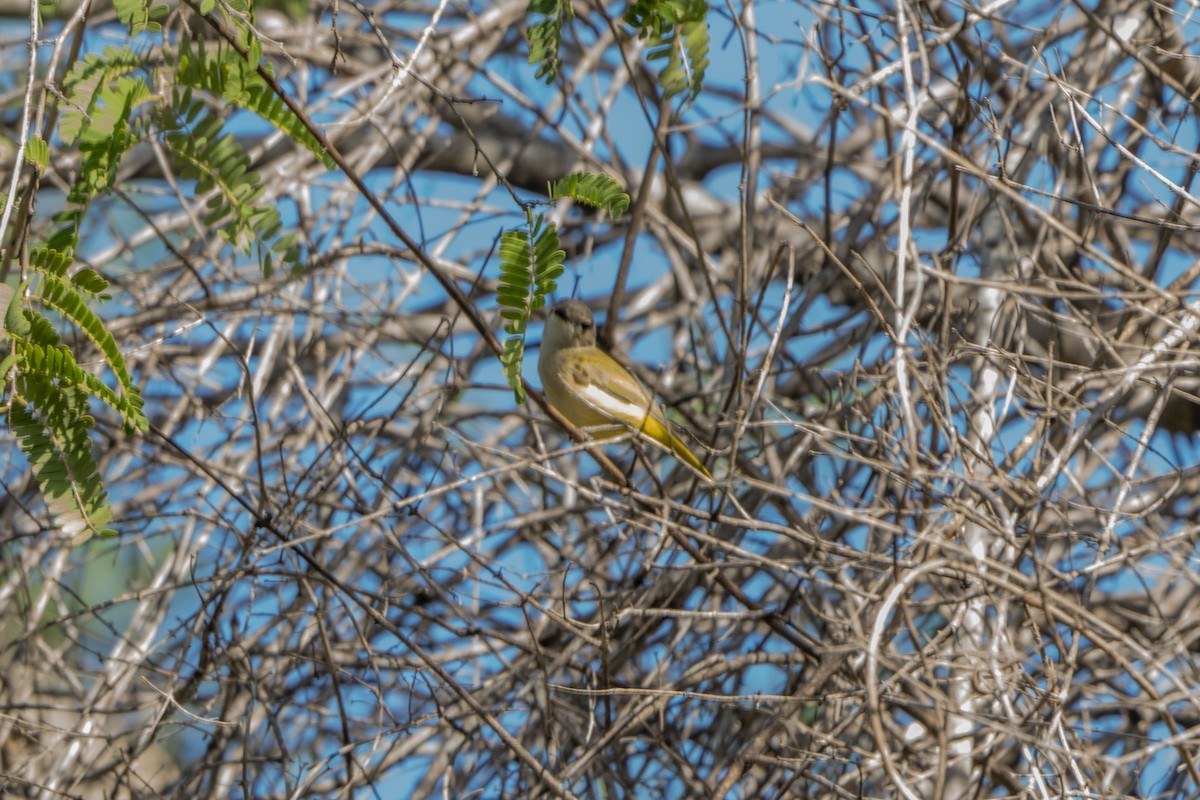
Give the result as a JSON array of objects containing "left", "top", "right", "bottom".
[{"left": 640, "top": 415, "right": 712, "bottom": 480}]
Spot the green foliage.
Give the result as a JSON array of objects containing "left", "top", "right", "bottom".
[
  {"left": 33, "top": 273, "right": 142, "bottom": 414},
  {"left": 259, "top": 0, "right": 308, "bottom": 19},
  {"left": 3, "top": 281, "right": 30, "bottom": 337},
  {"left": 165, "top": 34, "right": 334, "bottom": 276},
  {"left": 58, "top": 46, "right": 143, "bottom": 145},
  {"left": 53, "top": 66, "right": 154, "bottom": 251},
  {"left": 69, "top": 269, "right": 112, "bottom": 301},
  {"left": 495, "top": 171, "right": 630, "bottom": 402},
  {"left": 17, "top": 248, "right": 147, "bottom": 434},
  {"left": 526, "top": 0, "right": 574, "bottom": 84},
  {"left": 3, "top": 2, "right": 342, "bottom": 545},
  {"left": 164, "top": 106, "right": 283, "bottom": 266},
  {"left": 624, "top": 0, "right": 710, "bottom": 105},
  {"left": 498, "top": 216, "right": 566, "bottom": 329},
  {"left": 11, "top": 7, "right": 346, "bottom": 544},
  {"left": 525, "top": 1, "right": 709, "bottom": 103},
  {"left": 25, "top": 136, "right": 48, "bottom": 170},
  {"left": 70, "top": 77, "right": 153, "bottom": 204},
  {"left": 10, "top": 387, "right": 115, "bottom": 544},
  {"left": 497, "top": 215, "right": 565, "bottom": 404},
  {"left": 173, "top": 36, "right": 335, "bottom": 171},
  {"left": 0, "top": 262, "right": 141, "bottom": 544},
  {"left": 499, "top": 336, "right": 528, "bottom": 405},
  {"left": 549, "top": 172, "right": 630, "bottom": 219},
  {"left": 55, "top": 38, "right": 331, "bottom": 277},
  {"left": 113, "top": 0, "right": 169, "bottom": 35}
]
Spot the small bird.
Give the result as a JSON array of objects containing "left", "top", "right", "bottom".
[{"left": 538, "top": 299, "right": 711, "bottom": 479}]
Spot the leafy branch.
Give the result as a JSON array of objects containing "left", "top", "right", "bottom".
[
  {"left": 526, "top": 0, "right": 574, "bottom": 84},
  {"left": 5, "top": 6, "right": 336, "bottom": 543},
  {"left": 526, "top": 1, "right": 710, "bottom": 106},
  {"left": 1, "top": 253, "right": 147, "bottom": 543},
  {"left": 624, "top": 0, "right": 710, "bottom": 105},
  {"left": 549, "top": 172, "right": 631, "bottom": 219},
  {"left": 497, "top": 172, "right": 628, "bottom": 403}
]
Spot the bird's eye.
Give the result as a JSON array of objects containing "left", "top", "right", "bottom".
[{"left": 581, "top": 321, "right": 592, "bottom": 330}]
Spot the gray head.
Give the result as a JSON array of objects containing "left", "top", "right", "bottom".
[{"left": 545, "top": 300, "right": 598, "bottom": 349}]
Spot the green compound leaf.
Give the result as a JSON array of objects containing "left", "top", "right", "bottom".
[
  {"left": 496, "top": 215, "right": 565, "bottom": 404},
  {"left": 624, "top": 0, "right": 710, "bottom": 106},
  {"left": 549, "top": 172, "right": 630, "bottom": 220},
  {"left": 526, "top": 0, "right": 574, "bottom": 84},
  {"left": 11, "top": 380, "right": 116, "bottom": 544}
]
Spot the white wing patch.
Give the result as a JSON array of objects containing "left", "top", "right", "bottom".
[{"left": 575, "top": 381, "right": 652, "bottom": 425}]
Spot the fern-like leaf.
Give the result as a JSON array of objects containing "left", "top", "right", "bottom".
[
  {"left": 59, "top": 46, "right": 144, "bottom": 145},
  {"left": 55, "top": 69, "right": 152, "bottom": 250},
  {"left": 23, "top": 249, "right": 148, "bottom": 432},
  {"left": 500, "top": 336, "right": 527, "bottom": 405},
  {"left": 30, "top": 251, "right": 138, "bottom": 394},
  {"left": 530, "top": 220, "right": 566, "bottom": 303},
  {"left": 70, "top": 269, "right": 112, "bottom": 301},
  {"left": 162, "top": 46, "right": 317, "bottom": 275},
  {"left": 30, "top": 247, "right": 72, "bottom": 279},
  {"left": 16, "top": 342, "right": 145, "bottom": 433},
  {"left": 26, "top": 309, "right": 64, "bottom": 347},
  {"left": 174, "top": 37, "right": 335, "bottom": 169},
  {"left": 625, "top": 0, "right": 710, "bottom": 105},
  {"left": 3, "top": 280, "right": 30, "bottom": 337},
  {"left": 67, "top": 76, "right": 152, "bottom": 211},
  {"left": 498, "top": 231, "right": 534, "bottom": 333},
  {"left": 113, "top": 0, "right": 169, "bottom": 35},
  {"left": 25, "top": 136, "right": 49, "bottom": 170},
  {"left": 164, "top": 113, "right": 276, "bottom": 256},
  {"left": 496, "top": 216, "right": 564, "bottom": 404},
  {"left": 11, "top": 380, "right": 116, "bottom": 544},
  {"left": 526, "top": 0, "right": 574, "bottom": 84},
  {"left": 549, "top": 172, "right": 630, "bottom": 219},
  {"left": 2, "top": 252, "right": 143, "bottom": 544},
  {"left": 498, "top": 218, "right": 565, "bottom": 328}
]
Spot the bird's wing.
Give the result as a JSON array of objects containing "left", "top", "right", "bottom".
[
  {"left": 563, "top": 348, "right": 659, "bottom": 424},
  {"left": 563, "top": 347, "right": 712, "bottom": 479}
]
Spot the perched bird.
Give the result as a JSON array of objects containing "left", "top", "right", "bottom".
[{"left": 538, "top": 299, "right": 711, "bottom": 479}]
